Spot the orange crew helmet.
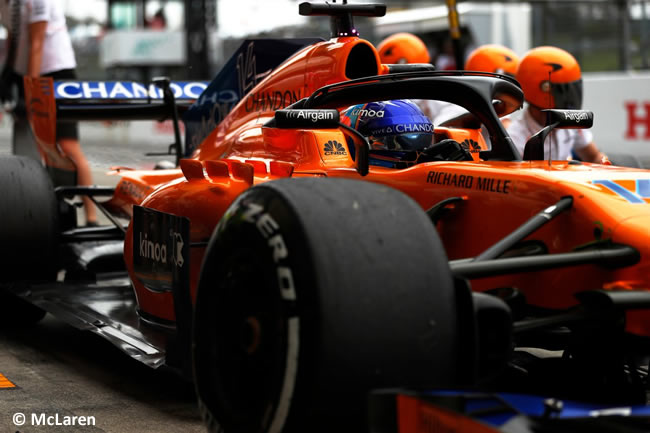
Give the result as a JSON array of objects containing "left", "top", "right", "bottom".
[
  {"left": 464, "top": 44, "right": 520, "bottom": 76},
  {"left": 516, "top": 46, "right": 583, "bottom": 110},
  {"left": 377, "top": 33, "right": 430, "bottom": 64}
]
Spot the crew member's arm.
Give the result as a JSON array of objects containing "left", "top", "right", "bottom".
[
  {"left": 27, "top": 21, "right": 47, "bottom": 77},
  {"left": 575, "top": 142, "right": 610, "bottom": 165}
]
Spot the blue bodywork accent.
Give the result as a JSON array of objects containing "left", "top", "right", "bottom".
[
  {"left": 182, "top": 38, "right": 323, "bottom": 156},
  {"left": 636, "top": 179, "right": 650, "bottom": 198},
  {"left": 592, "top": 180, "right": 646, "bottom": 204},
  {"left": 425, "top": 390, "right": 650, "bottom": 427}
]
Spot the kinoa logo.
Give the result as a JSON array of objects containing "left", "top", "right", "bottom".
[
  {"left": 140, "top": 232, "right": 167, "bottom": 264},
  {"left": 324, "top": 140, "right": 347, "bottom": 156},
  {"left": 138, "top": 230, "right": 185, "bottom": 268}
]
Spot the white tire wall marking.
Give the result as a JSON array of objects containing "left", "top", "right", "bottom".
[{"left": 268, "top": 317, "right": 300, "bottom": 433}]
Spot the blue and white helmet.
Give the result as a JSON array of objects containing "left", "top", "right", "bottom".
[{"left": 341, "top": 99, "right": 434, "bottom": 152}]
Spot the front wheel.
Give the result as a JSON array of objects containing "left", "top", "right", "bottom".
[{"left": 193, "top": 178, "right": 467, "bottom": 433}]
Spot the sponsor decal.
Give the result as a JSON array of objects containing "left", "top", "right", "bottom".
[
  {"left": 138, "top": 231, "right": 184, "bottom": 267},
  {"left": 426, "top": 170, "right": 511, "bottom": 194},
  {"left": 118, "top": 180, "right": 153, "bottom": 202},
  {"left": 244, "top": 89, "right": 302, "bottom": 112},
  {"left": 624, "top": 101, "right": 650, "bottom": 139},
  {"left": 348, "top": 108, "right": 384, "bottom": 118},
  {"left": 285, "top": 110, "right": 336, "bottom": 123},
  {"left": 372, "top": 122, "right": 433, "bottom": 136},
  {"left": 54, "top": 81, "right": 208, "bottom": 100},
  {"left": 133, "top": 206, "right": 190, "bottom": 292},
  {"left": 139, "top": 232, "right": 168, "bottom": 263},
  {"left": 323, "top": 140, "right": 347, "bottom": 156},
  {"left": 592, "top": 179, "right": 650, "bottom": 204},
  {"left": 461, "top": 138, "right": 481, "bottom": 153},
  {"left": 395, "top": 123, "right": 433, "bottom": 133},
  {"left": 564, "top": 111, "right": 590, "bottom": 123},
  {"left": 237, "top": 41, "right": 271, "bottom": 98},
  {"left": 183, "top": 38, "right": 321, "bottom": 155}
]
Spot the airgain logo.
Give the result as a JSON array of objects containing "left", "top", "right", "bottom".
[
  {"left": 462, "top": 139, "right": 481, "bottom": 153},
  {"left": 324, "top": 140, "right": 347, "bottom": 156}
]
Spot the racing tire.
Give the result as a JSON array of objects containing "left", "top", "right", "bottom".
[
  {"left": 193, "top": 178, "right": 464, "bottom": 433},
  {"left": 0, "top": 156, "right": 57, "bottom": 324}
]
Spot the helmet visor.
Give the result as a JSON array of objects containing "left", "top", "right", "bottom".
[
  {"left": 370, "top": 132, "right": 434, "bottom": 151},
  {"left": 551, "top": 79, "right": 583, "bottom": 109}
]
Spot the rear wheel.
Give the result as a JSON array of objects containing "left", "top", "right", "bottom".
[
  {"left": 0, "top": 155, "right": 57, "bottom": 324},
  {"left": 193, "top": 178, "right": 466, "bottom": 433}
]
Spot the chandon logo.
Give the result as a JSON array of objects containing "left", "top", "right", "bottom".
[{"left": 140, "top": 233, "right": 167, "bottom": 264}]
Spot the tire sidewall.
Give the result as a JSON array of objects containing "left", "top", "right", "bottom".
[{"left": 194, "top": 186, "right": 318, "bottom": 433}]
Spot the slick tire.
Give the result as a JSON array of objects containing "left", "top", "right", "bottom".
[
  {"left": 0, "top": 156, "right": 58, "bottom": 281},
  {"left": 193, "top": 178, "right": 463, "bottom": 433}
]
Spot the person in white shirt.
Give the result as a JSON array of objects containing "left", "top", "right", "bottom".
[
  {"left": 433, "top": 44, "right": 521, "bottom": 127},
  {"left": 507, "top": 46, "right": 608, "bottom": 164},
  {"left": 0, "top": 0, "right": 97, "bottom": 225},
  {"left": 376, "top": 32, "right": 451, "bottom": 121}
]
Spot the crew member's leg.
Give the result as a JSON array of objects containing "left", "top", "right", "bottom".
[
  {"left": 46, "top": 69, "right": 97, "bottom": 226},
  {"left": 58, "top": 137, "right": 97, "bottom": 225}
]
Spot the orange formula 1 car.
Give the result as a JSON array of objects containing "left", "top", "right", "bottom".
[{"left": 1, "top": 2, "right": 650, "bottom": 433}]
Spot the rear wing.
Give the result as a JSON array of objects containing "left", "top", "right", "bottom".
[
  {"left": 51, "top": 79, "right": 207, "bottom": 120},
  {"left": 24, "top": 77, "right": 208, "bottom": 168}
]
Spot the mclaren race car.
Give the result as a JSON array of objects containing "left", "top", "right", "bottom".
[{"left": 1, "top": 2, "right": 650, "bottom": 433}]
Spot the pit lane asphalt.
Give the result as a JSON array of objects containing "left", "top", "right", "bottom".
[
  {"left": 0, "top": 314, "right": 206, "bottom": 433},
  {"left": 0, "top": 131, "right": 206, "bottom": 432}
]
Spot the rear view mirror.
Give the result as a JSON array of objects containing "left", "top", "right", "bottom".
[
  {"left": 523, "top": 109, "right": 593, "bottom": 160},
  {"left": 543, "top": 109, "right": 593, "bottom": 129}
]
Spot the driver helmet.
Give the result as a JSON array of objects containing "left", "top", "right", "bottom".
[
  {"left": 516, "top": 46, "right": 582, "bottom": 109},
  {"left": 341, "top": 99, "right": 434, "bottom": 153},
  {"left": 377, "top": 33, "right": 430, "bottom": 64},
  {"left": 464, "top": 44, "right": 520, "bottom": 76}
]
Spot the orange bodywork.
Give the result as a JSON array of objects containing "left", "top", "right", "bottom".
[
  {"left": 26, "top": 36, "right": 650, "bottom": 335},
  {"left": 396, "top": 394, "right": 497, "bottom": 433}
]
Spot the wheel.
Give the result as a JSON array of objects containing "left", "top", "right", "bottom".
[
  {"left": 0, "top": 156, "right": 57, "bottom": 324},
  {"left": 193, "top": 178, "right": 465, "bottom": 433}
]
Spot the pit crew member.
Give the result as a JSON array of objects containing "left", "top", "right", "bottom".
[{"left": 507, "top": 46, "right": 608, "bottom": 163}]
